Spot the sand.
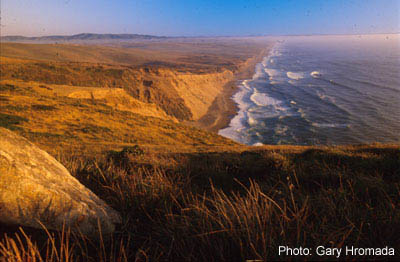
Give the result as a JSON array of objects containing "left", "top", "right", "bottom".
[{"left": 193, "top": 45, "right": 272, "bottom": 132}]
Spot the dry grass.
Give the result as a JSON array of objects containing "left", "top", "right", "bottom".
[
  {"left": 0, "top": 226, "right": 75, "bottom": 262},
  {"left": 1, "top": 144, "right": 398, "bottom": 261},
  {"left": 0, "top": 79, "right": 239, "bottom": 154},
  {"left": 0, "top": 57, "right": 234, "bottom": 121},
  {"left": 0, "top": 39, "right": 270, "bottom": 121},
  {"left": 0, "top": 39, "right": 267, "bottom": 71}
]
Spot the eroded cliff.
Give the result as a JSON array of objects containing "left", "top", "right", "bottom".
[{"left": 1, "top": 57, "right": 236, "bottom": 121}]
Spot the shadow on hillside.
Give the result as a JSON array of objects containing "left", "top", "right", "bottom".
[
  {"left": 147, "top": 146, "right": 400, "bottom": 192},
  {"left": 1, "top": 145, "right": 399, "bottom": 261}
]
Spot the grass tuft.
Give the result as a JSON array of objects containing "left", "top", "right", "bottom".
[{"left": 1, "top": 145, "right": 398, "bottom": 261}]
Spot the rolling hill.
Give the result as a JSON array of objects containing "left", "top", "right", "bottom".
[{"left": 0, "top": 33, "right": 166, "bottom": 43}]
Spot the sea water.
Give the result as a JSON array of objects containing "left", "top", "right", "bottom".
[{"left": 219, "top": 35, "right": 400, "bottom": 145}]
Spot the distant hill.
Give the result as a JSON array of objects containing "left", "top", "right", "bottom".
[{"left": 0, "top": 33, "right": 167, "bottom": 43}]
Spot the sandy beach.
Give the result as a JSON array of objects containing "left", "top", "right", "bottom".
[{"left": 194, "top": 45, "right": 273, "bottom": 132}]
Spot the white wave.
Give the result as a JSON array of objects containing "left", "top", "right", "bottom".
[
  {"left": 261, "top": 57, "right": 269, "bottom": 67},
  {"left": 248, "top": 116, "right": 257, "bottom": 126},
  {"left": 264, "top": 67, "right": 286, "bottom": 83},
  {"left": 264, "top": 68, "right": 279, "bottom": 79},
  {"left": 290, "top": 100, "right": 297, "bottom": 105},
  {"left": 286, "top": 71, "right": 305, "bottom": 80},
  {"left": 250, "top": 90, "right": 281, "bottom": 107},
  {"left": 275, "top": 103, "right": 289, "bottom": 112},
  {"left": 270, "top": 49, "right": 282, "bottom": 57},
  {"left": 219, "top": 82, "right": 253, "bottom": 144},
  {"left": 252, "top": 142, "right": 264, "bottom": 146},
  {"left": 252, "top": 63, "right": 267, "bottom": 80},
  {"left": 312, "top": 123, "right": 349, "bottom": 128},
  {"left": 288, "top": 80, "right": 297, "bottom": 85},
  {"left": 242, "top": 80, "right": 251, "bottom": 90},
  {"left": 218, "top": 44, "right": 287, "bottom": 144},
  {"left": 310, "top": 71, "right": 322, "bottom": 78}
]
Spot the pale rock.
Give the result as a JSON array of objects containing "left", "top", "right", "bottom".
[{"left": 0, "top": 127, "right": 121, "bottom": 237}]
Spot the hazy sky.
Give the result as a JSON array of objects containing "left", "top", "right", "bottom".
[{"left": 2, "top": 0, "right": 399, "bottom": 37}]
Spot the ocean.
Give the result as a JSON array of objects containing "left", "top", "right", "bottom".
[{"left": 219, "top": 34, "right": 400, "bottom": 146}]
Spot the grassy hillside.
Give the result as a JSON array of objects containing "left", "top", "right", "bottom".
[
  {"left": 0, "top": 39, "right": 399, "bottom": 261},
  {"left": 0, "top": 79, "right": 238, "bottom": 154},
  {"left": 0, "top": 40, "right": 266, "bottom": 70},
  {"left": 1, "top": 144, "right": 398, "bottom": 261},
  {"left": 1, "top": 41, "right": 270, "bottom": 121},
  {"left": 0, "top": 43, "right": 182, "bottom": 67}
]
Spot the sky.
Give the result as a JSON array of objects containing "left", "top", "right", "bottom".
[{"left": 1, "top": 0, "right": 399, "bottom": 37}]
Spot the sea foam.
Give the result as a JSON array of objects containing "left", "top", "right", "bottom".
[
  {"left": 286, "top": 71, "right": 305, "bottom": 80},
  {"left": 264, "top": 68, "right": 279, "bottom": 80},
  {"left": 312, "top": 123, "right": 349, "bottom": 128},
  {"left": 218, "top": 80, "right": 253, "bottom": 144},
  {"left": 250, "top": 90, "right": 281, "bottom": 107},
  {"left": 310, "top": 71, "right": 322, "bottom": 78}
]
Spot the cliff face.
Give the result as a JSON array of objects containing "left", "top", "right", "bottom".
[
  {"left": 1, "top": 58, "right": 235, "bottom": 121},
  {"left": 66, "top": 87, "right": 177, "bottom": 121},
  {"left": 159, "top": 69, "right": 234, "bottom": 120},
  {"left": 126, "top": 68, "right": 234, "bottom": 121}
]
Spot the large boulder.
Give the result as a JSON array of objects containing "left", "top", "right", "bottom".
[{"left": 0, "top": 127, "right": 121, "bottom": 237}]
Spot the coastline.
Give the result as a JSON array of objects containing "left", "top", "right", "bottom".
[{"left": 194, "top": 44, "right": 273, "bottom": 132}]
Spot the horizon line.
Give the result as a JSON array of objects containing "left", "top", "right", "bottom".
[{"left": 2, "top": 32, "right": 400, "bottom": 39}]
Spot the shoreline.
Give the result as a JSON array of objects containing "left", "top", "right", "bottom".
[{"left": 193, "top": 44, "right": 273, "bottom": 133}]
